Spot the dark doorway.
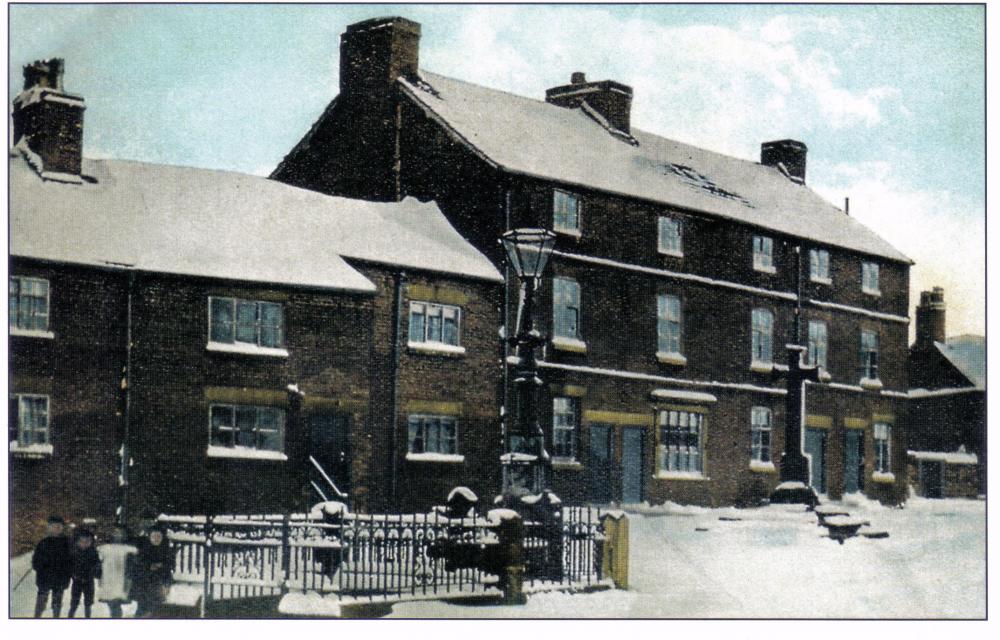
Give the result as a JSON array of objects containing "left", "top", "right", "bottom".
[
  {"left": 621, "top": 427, "right": 645, "bottom": 504},
  {"left": 921, "top": 460, "right": 944, "bottom": 499},
  {"left": 844, "top": 429, "right": 865, "bottom": 494},
  {"left": 309, "top": 414, "right": 352, "bottom": 497},
  {"left": 588, "top": 423, "right": 612, "bottom": 503},
  {"left": 804, "top": 428, "right": 827, "bottom": 494}
]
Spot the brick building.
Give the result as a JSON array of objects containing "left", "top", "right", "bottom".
[
  {"left": 273, "top": 16, "right": 913, "bottom": 507},
  {"left": 906, "top": 288, "right": 985, "bottom": 498},
  {"left": 9, "top": 60, "right": 503, "bottom": 553}
]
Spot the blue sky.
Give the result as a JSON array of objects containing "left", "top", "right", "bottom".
[{"left": 7, "top": 3, "right": 985, "bottom": 336}]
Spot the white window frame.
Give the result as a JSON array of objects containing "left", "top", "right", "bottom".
[
  {"left": 751, "top": 406, "right": 772, "bottom": 464},
  {"left": 9, "top": 276, "right": 52, "bottom": 337},
  {"left": 807, "top": 320, "right": 828, "bottom": 370},
  {"left": 208, "top": 404, "right": 286, "bottom": 458},
  {"left": 552, "top": 277, "right": 582, "bottom": 341},
  {"left": 751, "top": 308, "right": 774, "bottom": 367},
  {"left": 207, "top": 296, "right": 287, "bottom": 356},
  {"left": 656, "top": 293, "right": 685, "bottom": 363},
  {"left": 658, "top": 216, "right": 683, "bottom": 257},
  {"left": 862, "top": 262, "right": 880, "bottom": 296},
  {"left": 552, "top": 397, "right": 579, "bottom": 462},
  {"left": 553, "top": 189, "right": 581, "bottom": 235},
  {"left": 9, "top": 393, "right": 52, "bottom": 455},
  {"left": 859, "top": 329, "right": 880, "bottom": 382},
  {"left": 874, "top": 422, "right": 891, "bottom": 473},
  {"left": 809, "top": 248, "right": 831, "bottom": 284},
  {"left": 408, "top": 301, "right": 463, "bottom": 354},
  {"left": 657, "top": 409, "right": 704, "bottom": 476},
  {"left": 753, "top": 235, "right": 775, "bottom": 273},
  {"left": 407, "top": 415, "right": 459, "bottom": 456}
]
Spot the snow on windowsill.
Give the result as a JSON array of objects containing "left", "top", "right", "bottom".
[
  {"left": 750, "top": 360, "right": 775, "bottom": 373},
  {"left": 10, "top": 327, "right": 55, "bottom": 339},
  {"left": 871, "top": 471, "right": 896, "bottom": 484},
  {"left": 810, "top": 276, "right": 832, "bottom": 286},
  {"left": 907, "top": 450, "right": 978, "bottom": 465},
  {"left": 407, "top": 341, "right": 466, "bottom": 356},
  {"left": 651, "top": 388, "right": 717, "bottom": 403},
  {"left": 206, "top": 446, "right": 288, "bottom": 461},
  {"left": 9, "top": 442, "right": 54, "bottom": 458},
  {"left": 206, "top": 341, "right": 289, "bottom": 358},
  {"left": 554, "top": 227, "right": 582, "bottom": 238},
  {"left": 552, "top": 459, "right": 583, "bottom": 471},
  {"left": 658, "top": 248, "right": 684, "bottom": 259},
  {"left": 405, "top": 452, "right": 465, "bottom": 463},
  {"left": 862, "top": 287, "right": 882, "bottom": 297},
  {"left": 551, "top": 336, "right": 588, "bottom": 353},
  {"left": 860, "top": 377, "right": 883, "bottom": 391},
  {"left": 656, "top": 471, "right": 709, "bottom": 481},
  {"left": 749, "top": 460, "right": 777, "bottom": 473},
  {"left": 754, "top": 264, "right": 777, "bottom": 275},
  {"left": 656, "top": 351, "right": 688, "bottom": 366}
]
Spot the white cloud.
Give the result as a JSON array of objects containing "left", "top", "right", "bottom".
[
  {"left": 812, "top": 162, "right": 985, "bottom": 338},
  {"left": 421, "top": 7, "right": 898, "bottom": 158}
]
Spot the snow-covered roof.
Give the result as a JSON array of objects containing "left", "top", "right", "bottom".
[
  {"left": 935, "top": 335, "right": 985, "bottom": 389},
  {"left": 399, "top": 72, "right": 910, "bottom": 264},
  {"left": 10, "top": 152, "right": 501, "bottom": 290}
]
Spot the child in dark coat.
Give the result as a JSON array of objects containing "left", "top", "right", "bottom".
[
  {"left": 32, "top": 515, "right": 72, "bottom": 618},
  {"left": 68, "top": 528, "right": 102, "bottom": 618},
  {"left": 133, "top": 526, "right": 175, "bottom": 617}
]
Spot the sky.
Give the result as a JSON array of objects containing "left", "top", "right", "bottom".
[{"left": 6, "top": 3, "right": 986, "bottom": 338}]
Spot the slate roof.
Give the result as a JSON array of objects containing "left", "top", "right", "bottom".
[
  {"left": 936, "top": 335, "right": 985, "bottom": 388},
  {"left": 9, "top": 151, "right": 503, "bottom": 292},
  {"left": 398, "top": 71, "right": 911, "bottom": 264}
]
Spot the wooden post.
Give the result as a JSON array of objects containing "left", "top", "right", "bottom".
[
  {"left": 600, "top": 512, "right": 629, "bottom": 590},
  {"left": 281, "top": 514, "right": 291, "bottom": 594},
  {"left": 495, "top": 512, "right": 527, "bottom": 605},
  {"left": 201, "top": 515, "right": 213, "bottom": 618}
]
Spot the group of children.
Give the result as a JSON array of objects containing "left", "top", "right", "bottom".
[{"left": 30, "top": 514, "right": 176, "bottom": 618}]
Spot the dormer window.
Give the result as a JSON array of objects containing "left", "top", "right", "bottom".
[
  {"left": 553, "top": 190, "right": 580, "bottom": 235},
  {"left": 753, "top": 236, "right": 775, "bottom": 273},
  {"left": 658, "top": 216, "right": 683, "bottom": 257},
  {"left": 862, "top": 262, "right": 880, "bottom": 295}
]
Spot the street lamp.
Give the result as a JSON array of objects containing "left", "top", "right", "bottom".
[{"left": 500, "top": 228, "right": 557, "bottom": 503}]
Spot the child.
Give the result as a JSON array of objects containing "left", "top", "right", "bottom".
[
  {"left": 32, "top": 514, "right": 72, "bottom": 618},
  {"left": 133, "top": 526, "right": 174, "bottom": 617},
  {"left": 97, "top": 526, "right": 138, "bottom": 618},
  {"left": 68, "top": 527, "right": 102, "bottom": 618}
]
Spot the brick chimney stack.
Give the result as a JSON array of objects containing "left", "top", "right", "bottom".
[
  {"left": 339, "top": 17, "right": 421, "bottom": 98},
  {"left": 546, "top": 72, "right": 634, "bottom": 135},
  {"left": 915, "top": 287, "right": 947, "bottom": 348},
  {"left": 11, "top": 58, "right": 86, "bottom": 181},
  {"left": 761, "top": 139, "right": 807, "bottom": 184}
]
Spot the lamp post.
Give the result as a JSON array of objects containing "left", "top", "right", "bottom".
[{"left": 500, "top": 228, "right": 557, "bottom": 503}]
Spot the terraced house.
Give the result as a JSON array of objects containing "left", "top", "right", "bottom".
[
  {"left": 273, "top": 16, "right": 913, "bottom": 507},
  {"left": 9, "top": 59, "right": 503, "bottom": 552}
]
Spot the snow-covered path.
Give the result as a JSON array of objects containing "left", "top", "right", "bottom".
[{"left": 389, "top": 496, "right": 985, "bottom": 618}]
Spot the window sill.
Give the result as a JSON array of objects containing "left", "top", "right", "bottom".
[
  {"left": 206, "top": 446, "right": 287, "bottom": 461},
  {"left": 655, "top": 471, "right": 709, "bottom": 481},
  {"left": 656, "top": 351, "right": 688, "bottom": 366},
  {"left": 658, "top": 249, "right": 684, "bottom": 259},
  {"left": 9, "top": 442, "right": 54, "bottom": 458},
  {"left": 552, "top": 459, "right": 583, "bottom": 471},
  {"left": 206, "top": 342, "right": 289, "bottom": 358},
  {"left": 10, "top": 328, "right": 55, "bottom": 339},
  {"left": 551, "top": 337, "right": 588, "bottom": 353},
  {"left": 554, "top": 227, "right": 581, "bottom": 238},
  {"left": 860, "top": 377, "right": 884, "bottom": 391},
  {"left": 818, "top": 369, "right": 833, "bottom": 382},
  {"left": 750, "top": 360, "right": 775, "bottom": 373},
  {"left": 754, "top": 264, "right": 777, "bottom": 275},
  {"left": 862, "top": 288, "right": 882, "bottom": 297},
  {"left": 871, "top": 471, "right": 896, "bottom": 484},
  {"left": 405, "top": 452, "right": 465, "bottom": 464},
  {"left": 749, "top": 460, "right": 777, "bottom": 473},
  {"left": 407, "top": 341, "right": 466, "bottom": 357},
  {"left": 810, "top": 276, "right": 832, "bottom": 286}
]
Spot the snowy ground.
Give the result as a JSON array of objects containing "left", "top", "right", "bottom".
[
  {"left": 389, "top": 495, "right": 986, "bottom": 619},
  {"left": 8, "top": 496, "right": 985, "bottom": 618}
]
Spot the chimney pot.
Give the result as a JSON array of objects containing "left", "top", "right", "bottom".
[{"left": 571, "top": 72, "right": 587, "bottom": 84}]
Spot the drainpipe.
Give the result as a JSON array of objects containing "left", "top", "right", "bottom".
[
  {"left": 388, "top": 270, "right": 407, "bottom": 509},
  {"left": 502, "top": 186, "right": 512, "bottom": 486},
  {"left": 119, "top": 269, "right": 135, "bottom": 527}
]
